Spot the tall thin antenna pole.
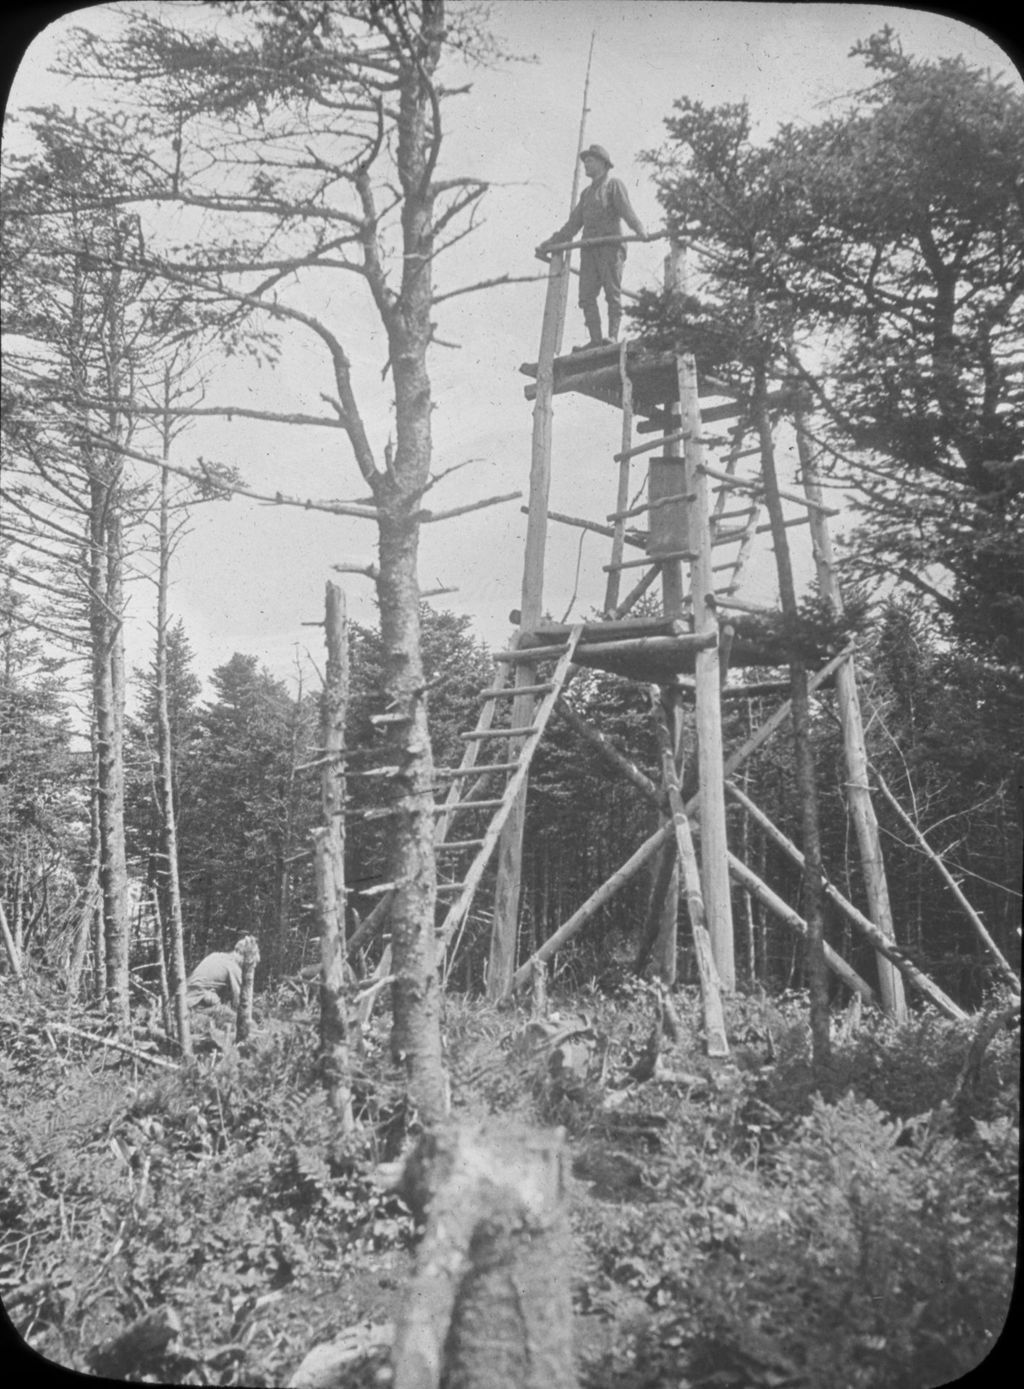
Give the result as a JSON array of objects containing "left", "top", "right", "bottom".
[
  {"left": 570, "top": 31, "right": 596, "bottom": 208},
  {"left": 553, "top": 31, "right": 596, "bottom": 352}
]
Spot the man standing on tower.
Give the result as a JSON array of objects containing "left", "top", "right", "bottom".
[{"left": 536, "top": 144, "right": 647, "bottom": 350}]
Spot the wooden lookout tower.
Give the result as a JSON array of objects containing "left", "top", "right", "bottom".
[{"left": 410, "top": 232, "right": 975, "bottom": 1050}]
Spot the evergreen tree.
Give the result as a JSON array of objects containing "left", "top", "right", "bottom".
[
  {"left": 773, "top": 31, "right": 1024, "bottom": 671},
  {"left": 178, "top": 653, "right": 315, "bottom": 968},
  {"left": 0, "top": 582, "right": 89, "bottom": 967},
  {"left": 642, "top": 30, "right": 1024, "bottom": 673}
]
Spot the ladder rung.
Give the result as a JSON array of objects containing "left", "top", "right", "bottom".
[
  {"left": 353, "top": 882, "right": 397, "bottom": 897},
  {"left": 477, "top": 683, "right": 553, "bottom": 700},
  {"left": 607, "top": 492, "right": 694, "bottom": 521},
  {"left": 435, "top": 760, "right": 520, "bottom": 779},
  {"left": 605, "top": 548, "right": 697, "bottom": 572},
  {"left": 434, "top": 798, "right": 505, "bottom": 813},
  {"left": 613, "top": 426, "right": 690, "bottom": 462},
  {"left": 345, "top": 766, "right": 400, "bottom": 779},
  {"left": 436, "top": 882, "right": 464, "bottom": 895},
  {"left": 711, "top": 562, "right": 738, "bottom": 572},
  {"left": 437, "top": 839, "right": 486, "bottom": 852},
  {"left": 711, "top": 529, "right": 747, "bottom": 545},
  {"left": 713, "top": 596, "right": 774, "bottom": 613},
  {"left": 715, "top": 507, "right": 753, "bottom": 521},
  {"left": 493, "top": 643, "right": 569, "bottom": 663},
  {"left": 703, "top": 463, "right": 837, "bottom": 514},
  {"left": 369, "top": 712, "right": 410, "bottom": 725},
  {"left": 460, "top": 725, "right": 536, "bottom": 741},
  {"left": 755, "top": 516, "right": 811, "bottom": 533}
]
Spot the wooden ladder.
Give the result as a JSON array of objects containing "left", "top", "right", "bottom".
[
  {"left": 434, "top": 626, "right": 584, "bottom": 964},
  {"left": 600, "top": 365, "right": 767, "bottom": 616}
]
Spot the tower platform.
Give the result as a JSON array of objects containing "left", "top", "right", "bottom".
[{"left": 519, "top": 340, "right": 744, "bottom": 416}]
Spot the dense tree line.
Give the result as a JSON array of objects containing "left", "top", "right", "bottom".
[{"left": 4, "top": 592, "right": 1017, "bottom": 1008}]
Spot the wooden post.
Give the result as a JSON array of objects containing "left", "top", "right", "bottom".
[
  {"left": 0, "top": 899, "right": 25, "bottom": 989},
  {"left": 651, "top": 246, "right": 688, "bottom": 616},
  {"left": 651, "top": 689, "right": 682, "bottom": 982},
  {"left": 680, "top": 352, "right": 735, "bottom": 989},
  {"left": 491, "top": 249, "right": 572, "bottom": 999},
  {"left": 753, "top": 372, "right": 830, "bottom": 1065},
  {"left": 236, "top": 935, "right": 259, "bottom": 1042},
  {"left": 317, "top": 582, "right": 355, "bottom": 1126},
  {"left": 651, "top": 688, "right": 729, "bottom": 1056},
  {"left": 794, "top": 403, "right": 907, "bottom": 1020},
  {"left": 723, "top": 785, "right": 968, "bottom": 1018},
  {"left": 603, "top": 342, "right": 634, "bottom": 613},
  {"left": 725, "top": 855, "right": 878, "bottom": 1005}
]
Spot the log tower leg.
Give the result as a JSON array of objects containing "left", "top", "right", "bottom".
[
  {"left": 794, "top": 402, "right": 907, "bottom": 1020},
  {"left": 490, "top": 253, "right": 570, "bottom": 998},
  {"left": 680, "top": 351, "right": 735, "bottom": 989}
]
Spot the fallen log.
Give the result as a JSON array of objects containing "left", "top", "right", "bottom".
[{"left": 47, "top": 1021, "right": 180, "bottom": 1070}]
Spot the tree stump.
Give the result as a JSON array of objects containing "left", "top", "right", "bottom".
[
  {"left": 392, "top": 1122, "right": 576, "bottom": 1389},
  {"left": 87, "top": 1307, "right": 183, "bottom": 1379}
]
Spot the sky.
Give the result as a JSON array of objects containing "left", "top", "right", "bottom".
[{"left": 5, "top": 2, "right": 1021, "bottom": 695}]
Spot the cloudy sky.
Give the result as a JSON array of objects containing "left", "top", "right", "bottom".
[{"left": 7, "top": 2, "right": 1019, "bottom": 690}]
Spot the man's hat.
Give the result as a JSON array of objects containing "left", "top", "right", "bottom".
[{"left": 580, "top": 144, "right": 613, "bottom": 167}]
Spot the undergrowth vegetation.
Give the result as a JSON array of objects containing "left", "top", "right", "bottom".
[{"left": 1, "top": 981, "right": 1017, "bottom": 1387}]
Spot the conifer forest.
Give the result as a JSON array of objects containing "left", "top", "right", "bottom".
[{"left": 1, "top": 5, "right": 1020, "bottom": 1387}]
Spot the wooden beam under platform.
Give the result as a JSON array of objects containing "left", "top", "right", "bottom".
[
  {"left": 509, "top": 610, "right": 831, "bottom": 675},
  {"left": 519, "top": 340, "right": 747, "bottom": 417},
  {"left": 509, "top": 613, "right": 690, "bottom": 641},
  {"left": 636, "top": 387, "right": 791, "bottom": 434}
]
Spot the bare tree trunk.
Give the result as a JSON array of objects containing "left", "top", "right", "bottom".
[
  {"left": 316, "top": 582, "right": 354, "bottom": 1129},
  {"left": 378, "top": 508, "right": 447, "bottom": 1122},
  {"left": 90, "top": 482, "right": 130, "bottom": 1027},
  {"left": 10, "top": 866, "right": 24, "bottom": 955},
  {"left": 90, "top": 788, "right": 106, "bottom": 1000},
  {"left": 155, "top": 401, "right": 192, "bottom": 1055},
  {"left": 151, "top": 892, "right": 172, "bottom": 1040},
  {"left": 374, "top": 10, "right": 450, "bottom": 1124},
  {"left": 75, "top": 242, "right": 130, "bottom": 1029},
  {"left": 753, "top": 366, "right": 831, "bottom": 1070},
  {"left": 275, "top": 680, "right": 308, "bottom": 979}
]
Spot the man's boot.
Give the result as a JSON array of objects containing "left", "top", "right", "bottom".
[
  {"left": 573, "top": 305, "right": 604, "bottom": 352},
  {"left": 607, "top": 307, "right": 622, "bottom": 342}
]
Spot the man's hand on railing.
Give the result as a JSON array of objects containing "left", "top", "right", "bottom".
[{"left": 535, "top": 232, "right": 663, "bottom": 260}]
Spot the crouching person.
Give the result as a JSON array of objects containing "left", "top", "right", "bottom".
[{"left": 185, "top": 939, "right": 246, "bottom": 1010}]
